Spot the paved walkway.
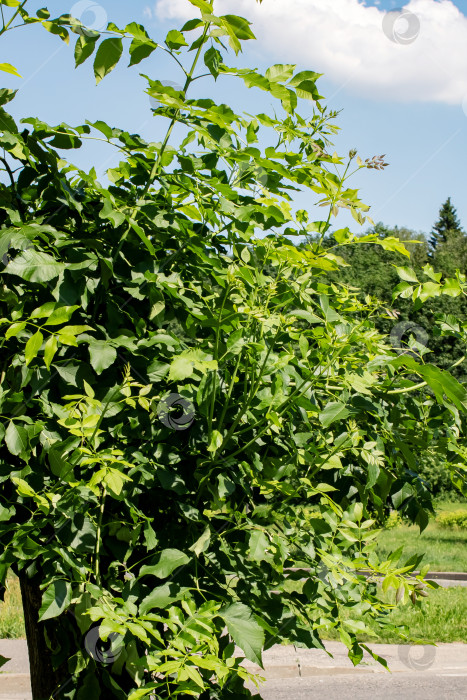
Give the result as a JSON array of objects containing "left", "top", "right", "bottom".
[{"left": 1, "top": 639, "right": 466, "bottom": 699}]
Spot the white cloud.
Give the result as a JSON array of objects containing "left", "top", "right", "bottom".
[{"left": 151, "top": 0, "right": 467, "bottom": 105}]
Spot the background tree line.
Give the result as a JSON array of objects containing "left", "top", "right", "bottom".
[
  {"left": 305, "top": 198, "right": 467, "bottom": 499},
  {"left": 320, "top": 198, "right": 467, "bottom": 379}
]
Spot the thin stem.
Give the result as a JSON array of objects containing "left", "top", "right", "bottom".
[
  {"left": 89, "top": 386, "right": 121, "bottom": 445},
  {"left": 94, "top": 486, "right": 107, "bottom": 585},
  {"left": 385, "top": 355, "right": 466, "bottom": 395},
  {"left": 208, "top": 284, "right": 231, "bottom": 441},
  {"left": 159, "top": 46, "right": 188, "bottom": 76},
  {"left": 0, "top": 0, "right": 28, "bottom": 36},
  {"left": 0, "top": 156, "right": 25, "bottom": 220},
  {"left": 217, "top": 350, "right": 243, "bottom": 432},
  {"left": 111, "top": 21, "right": 211, "bottom": 264}
]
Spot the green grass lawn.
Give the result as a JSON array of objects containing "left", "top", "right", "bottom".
[
  {"left": 0, "top": 575, "right": 25, "bottom": 639},
  {"left": 320, "top": 586, "right": 467, "bottom": 644},
  {"left": 376, "top": 501, "right": 467, "bottom": 572}
]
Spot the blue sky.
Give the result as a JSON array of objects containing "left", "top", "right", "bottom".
[{"left": 2, "top": 0, "right": 467, "bottom": 238}]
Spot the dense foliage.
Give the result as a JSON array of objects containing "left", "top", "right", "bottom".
[
  {"left": 0, "top": 1, "right": 467, "bottom": 697},
  {"left": 307, "top": 203, "right": 467, "bottom": 498}
]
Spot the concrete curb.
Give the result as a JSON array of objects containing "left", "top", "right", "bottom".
[
  {"left": 241, "top": 641, "right": 467, "bottom": 679},
  {"left": 1, "top": 639, "right": 466, "bottom": 699}
]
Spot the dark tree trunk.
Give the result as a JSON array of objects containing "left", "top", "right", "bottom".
[{"left": 19, "top": 572, "right": 69, "bottom": 700}]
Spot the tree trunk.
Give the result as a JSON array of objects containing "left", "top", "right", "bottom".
[{"left": 19, "top": 572, "right": 69, "bottom": 700}]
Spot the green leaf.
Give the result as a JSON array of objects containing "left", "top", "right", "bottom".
[
  {"left": 169, "top": 356, "right": 195, "bottom": 382},
  {"left": 217, "top": 474, "right": 235, "bottom": 499},
  {"left": 139, "top": 583, "right": 190, "bottom": 614},
  {"left": 207, "top": 430, "right": 223, "bottom": 452},
  {"left": 74, "top": 33, "right": 98, "bottom": 68},
  {"left": 88, "top": 341, "right": 117, "bottom": 374},
  {"left": 319, "top": 401, "right": 350, "bottom": 428},
  {"left": 418, "top": 364, "right": 467, "bottom": 411},
  {"left": 25, "top": 330, "right": 43, "bottom": 365},
  {"left": 83, "top": 380, "right": 95, "bottom": 398},
  {"left": 4, "top": 249, "right": 65, "bottom": 282},
  {"left": 5, "top": 321, "right": 26, "bottom": 339},
  {"left": 189, "top": 527, "right": 211, "bottom": 556},
  {"left": 43, "top": 335, "right": 58, "bottom": 370},
  {"left": 94, "top": 38, "right": 123, "bottom": 84},
  {"left": 378, "top": 236, "right": 410, "bottom": 258},
  {"left": 265, "top": 64, "right": 295, "bottom": 83},
  {"left": 104, "top": 469, "right": 131, "bottom": 496},
  {"left": 367, "top": 462, "right": 380, "bottom": 489},
  {"left": 165, "top": 30, "right": 187, "bottom": 50},
  {"left": 417, "top": 281, "right": 441, "bottom": 303},
  {"left": 222, "top": 15, "right": 255, "bottom": 41},
  {"left": 204, "top": 46, "right": 222, "bottom": 79},
  {"left": 288, "top": 70, "right": 322, "bottom": 87},
  {"left": 38, "top": 580, "right": 72, "bottom": 621},
  {"left": 321, "top": 453, "right": 343, "bottom": 470},
  {"left": 48, "top": 449, "right": 72, "bottom": 481},
  {"left": 395, "top": 266, "right": 419, "bottom": 283},
  {"left": 129, "top": 37, "right": 157, "bottom": 66},
  {"left": 220, "top": 603, "right": 264, "bottom": 666},
  {"left": 220, "top": 15, "right": 255, "bottom": 54},
  {"left": 0, "top": 88, "right": 17, "bottom": 107},
  {"left": 129, "top": 219, "right": 155, "bottom": 255},
  {"left": 288, "top": 309, "right": 322, "bottom": 324},
  {"left": 44, "top": 305, "right": 80, "bottom": 326},
  {"left": 125, "top": 22, "right": 158, "bottom": 66},
  {"left": 41, "top": 21, "right": 69, "bottom": 44},
  {"left": 139, "top": 549, "right": 190, "bottom": 579},
  {"left": 4, "top": 422, "right": 28, "bottom": 456},
  {"left": 248, "top": 530, "right": 270, "bottom": 563},
  {"left": 0, "top": 62, "right": 21, "bottom": 78},
  {"left": 188, "top": 0, "right": 213, "bottom": 14},
  {"left": 11, "top": 478, "right": 36, "bottom": 498},
  {"left": 99, "top": 199, "right": 125, "bottom": 227}
]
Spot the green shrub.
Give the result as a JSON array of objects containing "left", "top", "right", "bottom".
[
  {"left": 384, "top": 511, "right": 403, "bottom": 530},
  {"left": 436, "top": 510, "right": 467, "bottom": 529}
]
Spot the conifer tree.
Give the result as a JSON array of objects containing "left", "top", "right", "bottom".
[{"left": 430, "top": 197, "right": 463, "bottom": 249}]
